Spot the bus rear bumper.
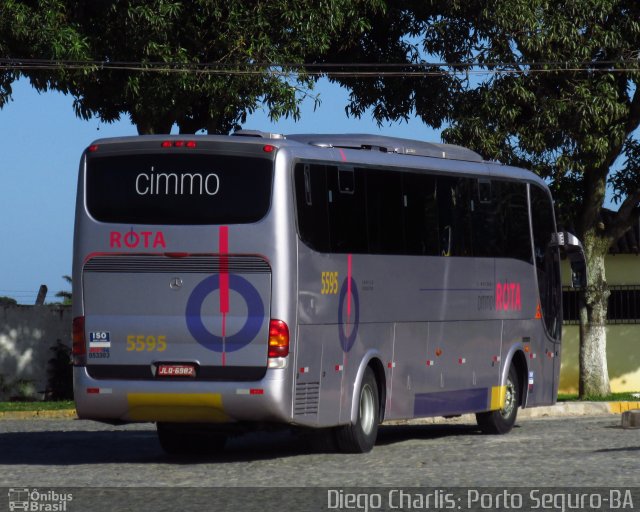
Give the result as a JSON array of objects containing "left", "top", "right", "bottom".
[{"left": 73, "top": 366, "right": 292, "bottom": 424}]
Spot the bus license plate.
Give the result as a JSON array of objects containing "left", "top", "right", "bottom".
[{"left": 157, "top": 364, "right": 196, "bottom": 377}]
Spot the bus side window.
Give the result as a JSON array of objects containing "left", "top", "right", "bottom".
[
  {"left": 436, "top": 176, "right": 455, "bottom": 256},
  {"left": 402, "top": 172, "right": 439, "bottom": 256},
  {"left": 477, "top": 179, "right": 492, "bottom": 203},
  {"left": 436, "top": 176, "right": 473, "bottom": 257},
  {"left": 365, "top": 169, "right": 404, "bottom": 254},
  {"left": 304, "top": 164, "right": 312, "bottom": 206},
  {"left": 472, "top": 178, "right": 500, "bottom": 258},
  {"left": 456, "top": 178, "right": 532, "bottom": 262},
  {"left": 294, "top": 163, "right": 330, "bottom": 252},
  {"left": 338, "top": 166, "right": 355, "bottom": 194},
  {"left": 505, "top": 182, "right": 532, "bottom": 262},
  {"left": 326, "top": 165, "right": 368, "bottom": 253}
]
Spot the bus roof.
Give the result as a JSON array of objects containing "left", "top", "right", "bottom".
[
  {"left": 87, "top": 131, "right": 548, "bottom": 190},
  {"left": 238, "top": 130, "right": 483, "bottom": 163}
]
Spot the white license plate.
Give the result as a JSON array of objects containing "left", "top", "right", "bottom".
[{"left": 156, "top": 364, "right": 196, "bottom": 377}]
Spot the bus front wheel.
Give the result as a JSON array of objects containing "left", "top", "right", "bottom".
[
  {"left": 476, "top": 364, "right": 520, "bottom": 435},
  {"left": 335, "top": 366, "right": 380, "bottom": 453}
]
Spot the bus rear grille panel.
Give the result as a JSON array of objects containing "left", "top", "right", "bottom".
[
  {"left": 84, "top": 255, "right": 271, "bottom": 274},
  {"left": 294, "top": 381, "right": 320, "bottom": 416}
]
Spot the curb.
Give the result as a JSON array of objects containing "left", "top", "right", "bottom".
[
  {"left": 0, "top": 402, "right": 638, "bottom": 421},
  {"left": 0, "top": 409, "right": 77, "bottom": 420},
  {"left": 385, "top": 401, "right": 640, "bottom": 427},
  {"left": 521, "top": 400, "right": 640, "bottom": 419}
]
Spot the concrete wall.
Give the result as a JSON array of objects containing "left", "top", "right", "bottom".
[
  {"left": 0, "top": 305, "right": 71, "bottom": 398},
  {"left": 559, "top": 254, "right": 640, "bottom": 393},
  {"left": 561, "top": 325, "right": 640, "bottom": 393},
  {"left": 0, "top": 298, "right": 638, "bottom": 398}
]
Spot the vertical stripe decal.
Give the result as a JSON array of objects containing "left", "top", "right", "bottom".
[
  {"left": 347, "top": 254, "right": 352, "bottom": 320},
  {"left": 219, "top": 226, "right": 229, "bottom": 366}
]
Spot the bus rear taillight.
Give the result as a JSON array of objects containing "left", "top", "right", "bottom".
[
  {"left": 161, "top": 140, "right": 197, "bottom": 148},
  {"left": 72, "top": 316, "right": 87, "bottom": 365},
  {"left": 268, "top": 319, "right": 289, "bottom": 359}
]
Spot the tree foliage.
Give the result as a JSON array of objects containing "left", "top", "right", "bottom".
[
  {"left": 0, "top": 0, "right": 383, "bottom": 134},
  {"left": 55, "top": 275, "right": 72, "bottom": 305},
  {"left": 0, "top": 0, "right": 89, "bottom": 108},
  {"left": 335, "top": 0, "right": 640, "bottom": 397}
]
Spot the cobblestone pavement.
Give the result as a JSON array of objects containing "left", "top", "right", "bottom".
[{"left": 0, "top": 415, "right": 637, "bottom": 488}]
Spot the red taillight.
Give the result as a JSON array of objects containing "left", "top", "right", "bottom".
[
  {"left": 161, "top": 140, "right": 197, "bottom": 148},
  {"left": 72, "top": 316, "right": 86, "bottom": 364},
  {"left": 263, "top": 144, "right": 276, "bottom": 153},
  {"left": 88, "top": 144, "right": 99, "bottom": 152},
  {"left": 268, "top": 319, "right": 289, "bottom": 358}
]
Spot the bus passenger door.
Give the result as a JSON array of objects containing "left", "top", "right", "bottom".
[{"left": 530, "top": 185, "right": 563, "bottom": 404}]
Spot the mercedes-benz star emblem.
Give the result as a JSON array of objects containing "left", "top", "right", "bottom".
[{"left": 170, "top": 277, "right": 183, "bottom": 290}]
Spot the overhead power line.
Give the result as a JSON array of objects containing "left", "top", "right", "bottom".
[{"left": 0, "top": 58, "right": 638, "bottom": 77}]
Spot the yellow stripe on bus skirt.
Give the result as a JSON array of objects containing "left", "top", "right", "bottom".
[
  {"left": 127, "top": 393, "right": 228, "bottom": 422},
  {"left": 489, "top": 386, "right": 507, "bottom": 411}
]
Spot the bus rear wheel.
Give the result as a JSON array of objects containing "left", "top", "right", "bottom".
[
  {"left": 476, "top": 364, "right": 520, "bottom": 435},
  {"left": 157, "top": 423, "right": 228, "bottom": 456},
  {"left": 335, "top": 367, "right": 380, "bottom": 453}
]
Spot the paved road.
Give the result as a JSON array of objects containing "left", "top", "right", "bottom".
[{"left": 0, "top": 415, "right": 637, "bottom": 488}]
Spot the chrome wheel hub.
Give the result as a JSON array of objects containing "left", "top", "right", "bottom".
[
  {"left": 501, "top": 377, "right": 516, "bottom": 419},
  {"left": 360, "top": 384, "right": 375, "bottom": 435}
]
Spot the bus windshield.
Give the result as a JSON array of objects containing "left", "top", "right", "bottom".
[{"left": 86, "top": 153, "right": 273, "bottom": 225}]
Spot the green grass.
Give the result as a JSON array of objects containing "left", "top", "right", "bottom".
[
  {"left": 557, "top": 392, "right": 640, "bottom": 402},
  {"left": 0, "top": 400, "right": 75, "bottom": 412}
]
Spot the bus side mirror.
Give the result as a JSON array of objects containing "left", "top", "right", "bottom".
[{"left": 550, "top": 231, "right": 587, "bottom": 289}]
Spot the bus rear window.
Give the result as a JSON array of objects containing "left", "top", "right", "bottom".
[{"left": 86, "top": 153, "right": 273, "bottom": 224}]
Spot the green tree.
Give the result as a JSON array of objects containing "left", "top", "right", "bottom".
[
  {"left": 0, "top": 296, "right": 18, "bottom": 307},
  {"left": 1, "top": 0, "right": 383, "bottom": 134},
  {"left": 55, "top": 275, "right": 72, "bottom": 305},
  {"left": 0, "top": 0, "right": 90, "bottom": 107},
  {"left": 337, "top": 0, "right": 640, "bottom": 397}
]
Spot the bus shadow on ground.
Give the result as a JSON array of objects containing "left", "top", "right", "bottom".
[
  {"left": 375, "top": 423, "right": 485, "bottom": 446},
  {"left": 0, "top": 422, "right": 485, "bottom": 466}
]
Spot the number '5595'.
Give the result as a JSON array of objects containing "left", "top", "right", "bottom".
[
  {"left": 127, "top": 335, "right": 167, "bottom": 352},
  {"left": 321, "top": 271, "right": 339, "bottom": 295}
]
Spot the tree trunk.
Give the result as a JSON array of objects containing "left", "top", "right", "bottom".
[
  {"left": 132, "top": 115, "right": 174, "bottom": 135},
  {"left": 578, "top": 229, "right": 611, "bottom": 398}
]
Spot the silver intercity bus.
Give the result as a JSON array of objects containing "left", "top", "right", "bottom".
[{"left": 72, "top": 131, "right": 586, "bottom": 454}]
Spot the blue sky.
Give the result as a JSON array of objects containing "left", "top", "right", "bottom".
[{"left": 0, "top": 78, "right": 439, "bottom": 303}]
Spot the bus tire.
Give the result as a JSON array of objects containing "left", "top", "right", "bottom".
[
  {"left": 335, "top": 367, "right": 379, "bottom": 453},
  {"left": 157, "top": 423, "right": 227, "bottom": 456},
  {"left": 476, "top": 364, "right": 520, "bottom": 435}
]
